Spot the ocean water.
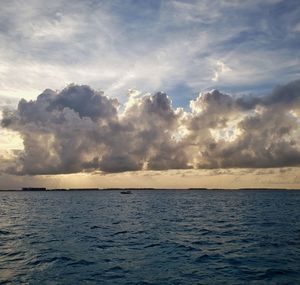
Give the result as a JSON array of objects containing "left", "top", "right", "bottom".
[{"left": 0, "top": 190, "right": 300, "bottom": 285}]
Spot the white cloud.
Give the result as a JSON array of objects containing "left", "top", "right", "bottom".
[
  {"left": 211, "top": 60, "right": 232, "bottom": 82},
  {"left": 1, "top": 80, "right": 300, "bottom": 175}
]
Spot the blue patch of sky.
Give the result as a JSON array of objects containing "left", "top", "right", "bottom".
[{"left": 165, "top": 82, "right": 196, "bottom": 109}]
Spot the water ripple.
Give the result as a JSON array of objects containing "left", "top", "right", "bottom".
[{"left": 0, "top": 190, "right": 299, "bottom": 284}]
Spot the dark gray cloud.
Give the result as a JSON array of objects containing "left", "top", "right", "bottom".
[
  {"left": 1, "top": 85, "right": 119, "bottom": 174},
  {"left": 1, "top": 85, "right": 188, "bottom": 174},
  {"left": 1, "top": 80, "right": 300, "bottom": 175}
]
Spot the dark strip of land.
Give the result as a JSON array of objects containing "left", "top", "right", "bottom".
[{"left": 0, "top": 187, "right": 298, "bottom": 191}]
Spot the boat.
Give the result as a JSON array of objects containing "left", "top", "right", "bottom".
[{"left": 120, "top": 190, "right": 132, "bottom": 194}]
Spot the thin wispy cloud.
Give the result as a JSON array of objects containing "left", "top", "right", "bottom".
[{"left": 0, "top": 0, "right": 299, "bottom": 102}]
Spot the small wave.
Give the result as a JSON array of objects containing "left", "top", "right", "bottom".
[
  {"left": 126, "top": 281, "right": 157, "bottom": 285},
  {"left": 225, "top": 258, "right": 242, "bottom": 265},
  {"left": 96, "top": 244, "right": 114, "bottom": 249},
  {"left": 104, "top": 274, "right": 124, "bottom": 279},
  {"left": 111, "top": 230, "right": 128, "bottom": 236},
  {"left": 198, "top": 229, "right": 213, "bottom": 235},
  {"left": 0, "top": 229, "right": 11, "bottom": 235},
  {"left": 69, "top": 259, "right": 95, "bottom": 266},
  {"left": 144, "top": 243, "right": 161, "bottom": 248},
  {"left": 175, "top": 243, "right": 197, "bottom": 252},
  {"left": 194, "top": 253, "right": 222, "bottom": 263},
  {"left": 27, "top": 256, "right": 73, "bottom": 266},
  {"left": 106, "top": 265, "right": 123, "bottom": 272},
  {"left": 192, "top": 240, "right": 222, "bottom": 246},
  {"left": 82, "top": 235, "right": 97, "bottom": 240},
  {"left": 5, "top": 251, "right": 23, "bottom": 257},
  {"left": 69, "top": 216, "right": 79, "bottom": 219},
  {"left": 257, "top": 268, "right": 296, "bottom": 279},
  {"left": 287, "top": 240, "right": 300, "bottom": 246},
  {"left": 258, "top": 241, "right": 282, "bottom": 248},
  {"left": 104, "top": 265, "right": 129, "bottom": 276},
  {"left": 29, "top": 240, "right": 43, "bottom": 245},
  {"left": 1, "top": 251, "right": 25, "bottom": 262},
  {"left": 134, "top": 230, "right": 145, "bottom": 234},
  {"left": 90, "top": 225, "right": 102, "bottom": 229},
  {"left": 194, "top": 254, "right": 210, "bottom": 263}
]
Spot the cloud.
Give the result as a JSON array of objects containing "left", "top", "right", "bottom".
[
  {"left": 1, "top": 80, "right": 300, "bottom": 175},
  {"left": 186, "top": 80, "right": 300, "bottom": 168},
  {"left": 0, "top": 0, "right": 299, "bottom": 103},
  {"left": 1, "top": 85, "right": 189, "bottom": 174}
]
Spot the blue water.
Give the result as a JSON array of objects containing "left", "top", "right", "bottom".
[{"left": 0, "top": 190, "right": 300, "bottom": 285}]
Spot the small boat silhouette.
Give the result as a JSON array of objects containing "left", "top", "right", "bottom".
[{"left": 120, "top": 190, "right": 132, "bottom": 194}]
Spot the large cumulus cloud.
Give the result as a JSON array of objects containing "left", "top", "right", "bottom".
[
  {"left": 186, "top": 80, "right": 300, "bottom": 168},
  {"left": 1, "top": 80, "right": 300, "bottom": 175}
]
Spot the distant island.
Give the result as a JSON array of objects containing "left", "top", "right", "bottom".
[{"left": 22, "top": 187, "right": 47, "bottom": 191}]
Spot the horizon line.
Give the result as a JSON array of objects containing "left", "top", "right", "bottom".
[{"left": 1, "top": 187, "right": 300, "bottom": 191}]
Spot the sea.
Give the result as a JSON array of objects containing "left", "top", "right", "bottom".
[{"left": 0, "top": 190, "right": 300, "bottom": 285}]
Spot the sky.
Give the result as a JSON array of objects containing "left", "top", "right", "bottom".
[{"left": 0, "top": 0, "right": 300, "bottom": 189}]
